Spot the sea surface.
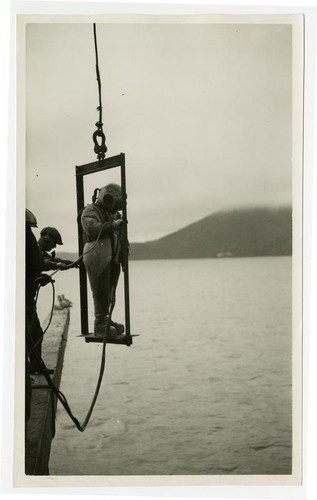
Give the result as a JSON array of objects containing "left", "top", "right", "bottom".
[{"left": 36, "top": 257, "right": 292, "bottom": 476}]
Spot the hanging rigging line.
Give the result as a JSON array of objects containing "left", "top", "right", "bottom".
[
  {"left": 28, "top": 225, "right": 119, "bottom": 432},
  {"left": 92, "top": 23, "right": 107, "bottom": 160},
  {"left": 94, "top": 23, "right": 102, "bottom": 125}
]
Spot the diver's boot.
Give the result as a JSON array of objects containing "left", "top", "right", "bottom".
[
  {"left": 104, "top": 316, "right": 125, "bottom": 340},
  {"left": 110, "top": 320, "right": 125, "bottom": 335},
  {"left": 95, "top": 317, "right": 124, "bottom": 340},
  {"left": 94, "top": 317, "right": 116, "bottom": 337}
]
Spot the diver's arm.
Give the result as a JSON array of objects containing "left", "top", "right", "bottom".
[{"left": 81, "top": 207, "right": 113, "bottom": 241}]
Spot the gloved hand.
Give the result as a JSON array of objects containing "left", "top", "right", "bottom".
[
  {"left": 112, "top": 218, "right": 123, "bottom": 229},
  {"left": 37, "top": 274, "right": 54, "bottom": 287},
  {"left": 62, "top": 259, "right": 74, "bottom": 265},
  {"left": 57, "top": 263, "right": 69, "bottom": 271},
  {"left": 65, "top": 261, "right": 80, "bottom": 269}
]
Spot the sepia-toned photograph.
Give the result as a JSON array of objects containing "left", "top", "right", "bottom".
[{"left": 15, "top": 10, "right": 304, "bottom": 488}]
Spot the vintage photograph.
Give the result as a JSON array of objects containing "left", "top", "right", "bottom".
[{"left": 16, "top": 13, "right": 303, "bottom": 486}]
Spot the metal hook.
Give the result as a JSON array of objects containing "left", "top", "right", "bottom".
[{"left": 92, "top": 122, "right": 107, "bottom": 160}]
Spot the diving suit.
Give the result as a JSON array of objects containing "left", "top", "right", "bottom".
[{"left": 81, "top": 183, "right": 125, "bottom": 339}]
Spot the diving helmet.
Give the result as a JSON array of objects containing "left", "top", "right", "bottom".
[{"left": 98, "top": 183, "right": 123, "bottom": 211}]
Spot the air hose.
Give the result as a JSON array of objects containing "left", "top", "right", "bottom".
[{"left": 27, "top": 223, "right": 121, "bottom": 431}]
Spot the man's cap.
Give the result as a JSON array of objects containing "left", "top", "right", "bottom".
[
  {"left": 25, "top": 209, "right": 38, "bottom": 228},
  {"left": 40, "top": 227, "right": 63, "bottom": 245}
]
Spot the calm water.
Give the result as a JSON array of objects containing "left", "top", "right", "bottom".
[{"left": 38, "top": 257, "right": 292, "bottom": 475}]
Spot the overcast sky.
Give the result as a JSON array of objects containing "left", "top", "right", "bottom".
[{"left": 25, "top": 19, "right": 292, "bottom": 251}]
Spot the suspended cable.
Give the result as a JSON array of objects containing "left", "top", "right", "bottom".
[
  {"left": 93, "top": 23, "right": 102, "bottom": 126},
  {"left": 92, "top": 23, "right": 107, "bottom": 160},
  {"left": 27, "top": 259, "right": 120, "bottom": 432}
]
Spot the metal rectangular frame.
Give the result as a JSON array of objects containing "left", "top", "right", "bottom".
[{"left": 75, "top": 153, "right": 132, "bottom": 345}]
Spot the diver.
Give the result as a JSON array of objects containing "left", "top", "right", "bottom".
[{"left": 81, "top": 183, "right": 125, "bottom": 340}]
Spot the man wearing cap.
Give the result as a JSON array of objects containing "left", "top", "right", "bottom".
[
  {"left": 38, "top": 226, "right": 76, "bottom": 271},
  {"left": 25, "top": 209, "right": 44, "bottom": 412},
  {"left": 26, "top": 211, "right": 58, "bottom": 376}
]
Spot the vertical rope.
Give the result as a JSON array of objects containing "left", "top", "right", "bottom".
[
  {"left": 93, "top": 23, "right": 103, "bottom": 126},
  {"left": 92, "top": 23, "right": 107, "bottom": 159}
]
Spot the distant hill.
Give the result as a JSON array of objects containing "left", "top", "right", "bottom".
[
  {"left": 56, "top": 251, "right": 79, "bottom": 262},
  {"left": 57, "top": 206, "right": 292, "bottom": 262},
  {"left": 129, "top": 206, "right": 292, "bottom": 260}
]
